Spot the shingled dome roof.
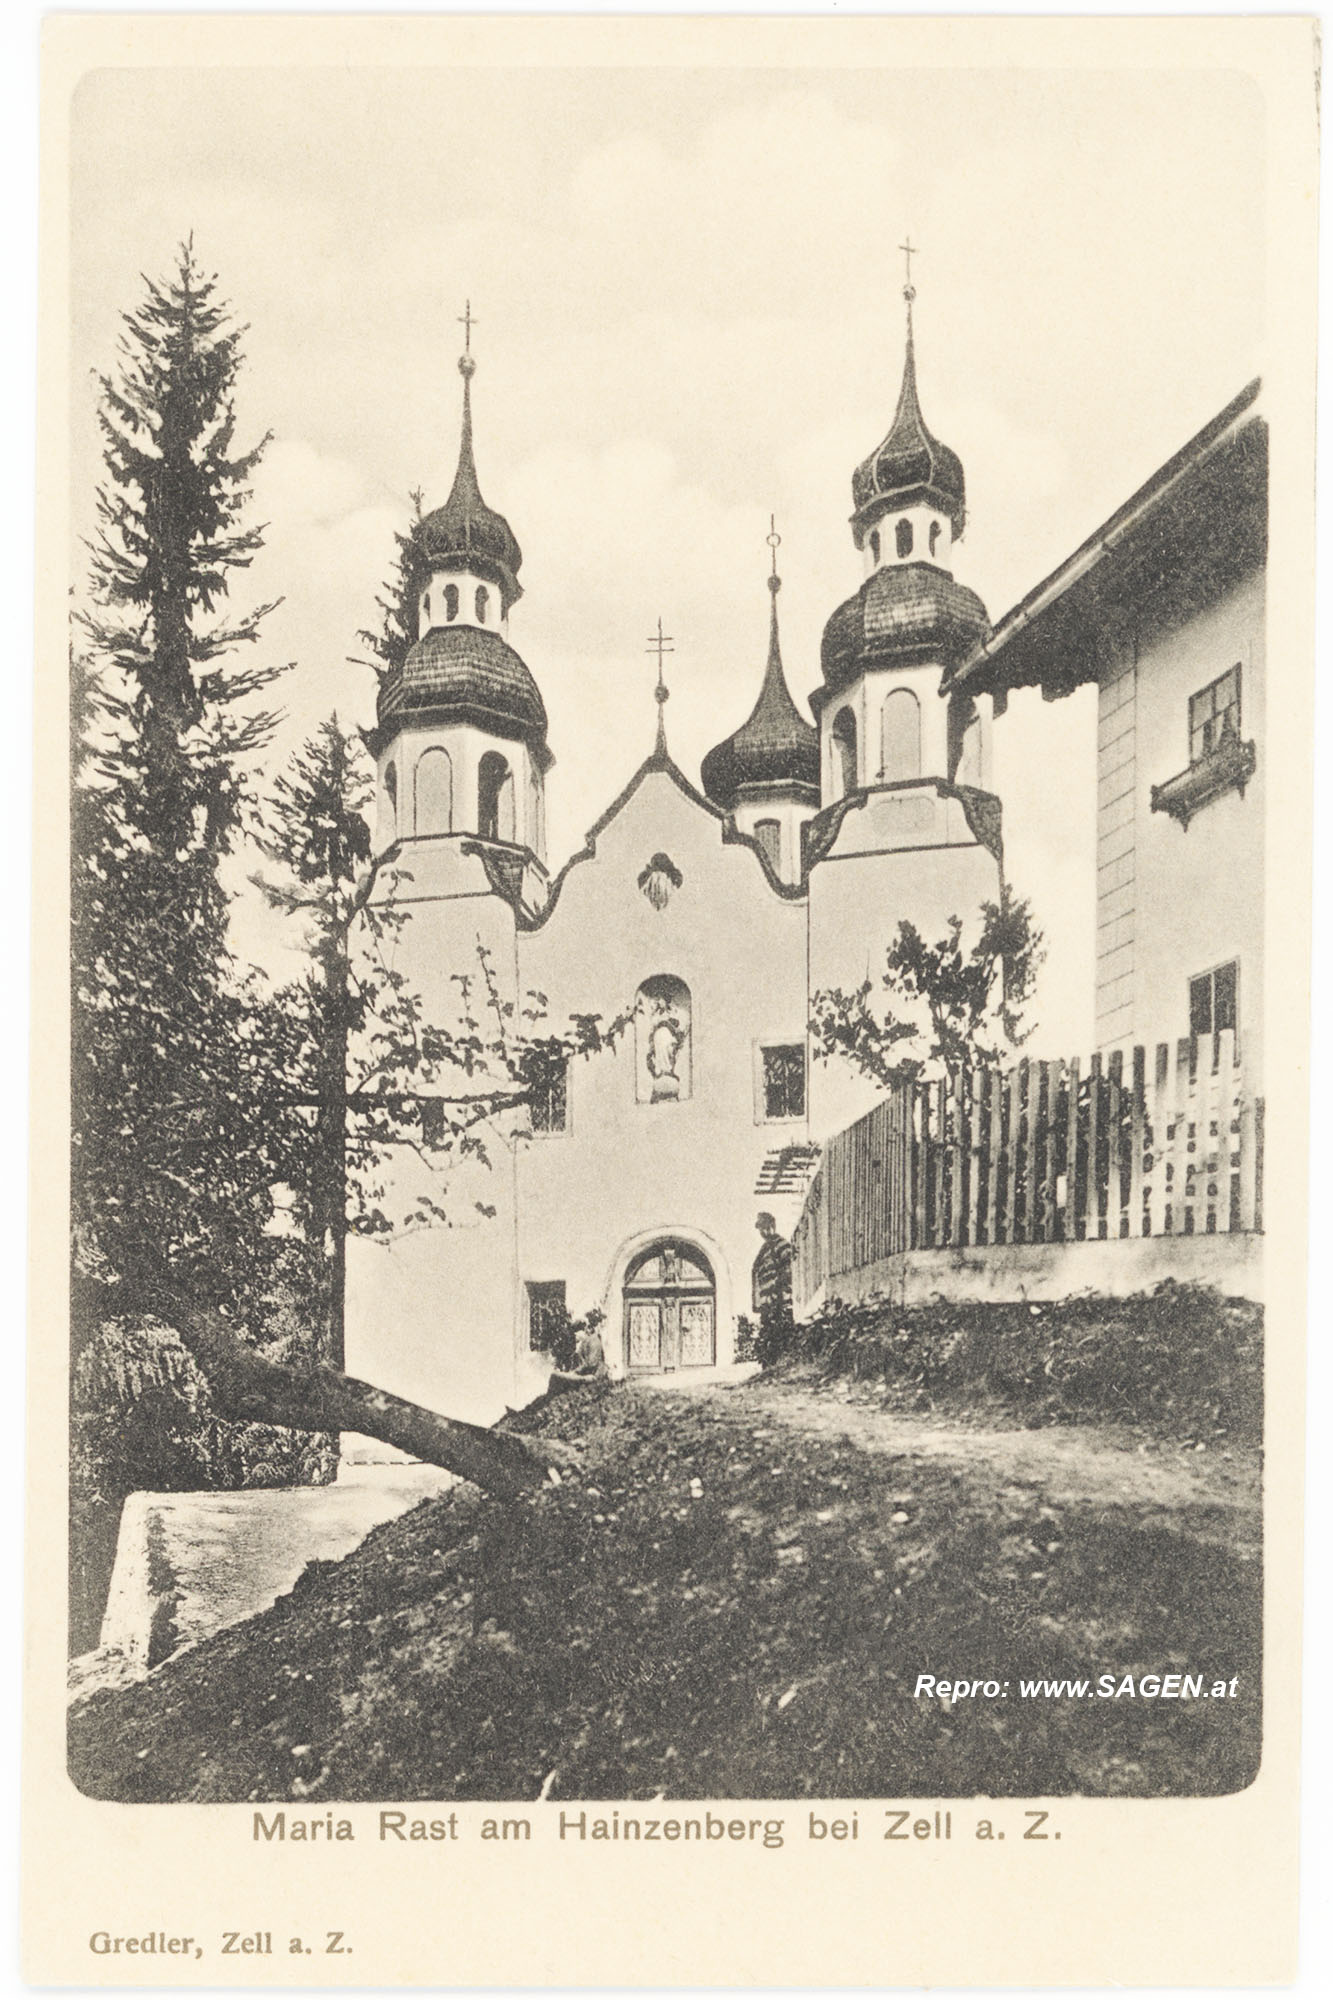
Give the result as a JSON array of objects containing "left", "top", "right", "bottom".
[
  {"left": 819, "top": 563, "right": 989, "bottom": 699},
  {"left": 378, "top": 624, "right": 548, "bottom": 748},
  {"left": 702, "top": 577, "right": 819, "bottom": 809},
  {"left": 851, "top": 320, "right": 966, "bottom": 541},
  {"left": 419, "top": 356, "right": 523, "bottom": 612}
]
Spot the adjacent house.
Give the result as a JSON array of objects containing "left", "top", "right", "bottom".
[{"left": 946, "top": 381, "right": 1266, "bottom": 1087}]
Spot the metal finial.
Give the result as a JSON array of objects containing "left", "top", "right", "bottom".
[
  {"left": 458, "top": 299, "right": 477, "bottom": 379},
  {"left": 766, "top": 514, "right": 782, "bottom": 595}
]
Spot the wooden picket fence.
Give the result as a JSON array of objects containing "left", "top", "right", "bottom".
[{"left": 792, "top": 1033, "right": 1263, "bottom": 1307}]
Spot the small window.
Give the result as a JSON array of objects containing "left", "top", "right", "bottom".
[
  {"left": 475, "top": 585, "right": 489, "bottom": 624},
  {"left": 525, "top": 1050, "right": 568, "bottom": 1133},
  {"left": 422, "top": 592, "right": 431, "bottom": 624},
  {"left": 868, "top": 529, "right": 881, "bottom": 563},
  {"left": 895, "top": 517, "right": 913, "bottom": 558},
  {"left": 527, "top": 1280, "right": 567, "bottom": 1353},
  {"left": 761, "top": 1044, "right": 806, "bottom": 1121},
  {"left": 929, "top": 521, "right": 941, "bottom": 557},
  {"left": 1189, "top": 960, "right": 1239, "bottom": 1044},
  {"left": 754, "top": 818, "right": 781, "bottom": 870},
  {"left": 444, "top": 583, "right": 459, "bottom": 621},
  {"left": 1189, "top": 666, "right": 1241, "bottom": 763},
  {"left": 384, "top": 760, "right": 398, "bottom": 830},
  {"left": 421, "top": 1099, "right": 446, "bottom": 1148}
]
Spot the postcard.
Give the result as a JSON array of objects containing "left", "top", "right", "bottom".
[{"left": 26, "top": 11, "right": 1317, "bottom": 1987}]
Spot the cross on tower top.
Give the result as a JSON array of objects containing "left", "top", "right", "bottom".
[
  {"left": 458, "top": 299, "right": 477, "bottom": 352},
  {"left": 900, "top": 235, "right": 918, "bottom": 303}
]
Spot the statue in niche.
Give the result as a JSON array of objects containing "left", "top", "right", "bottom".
[
  {"left": 647, "top": 1010, "right": 686, "bottom": 1099},
  {"left": 636, "top": 973, "right": 691, "bottom": 1103}
]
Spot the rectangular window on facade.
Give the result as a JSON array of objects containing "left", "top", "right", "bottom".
[
  {"left": 1189, "top": 960, "right": 1239, "bottom": 1047},
  {"left": 526, "top": 1279, "right": 567, "bottom": 1352},
  {"left": 421, "top": 1098, "right": 446, "bottom": 1148},
  {"left": 1189, "top": 665, "right": 1242, "bottom": 764},
  {"left": 527, "top": 1056, "right": 568, "bottom": 1133},
  {"left": 761, "top": 1043, "right": 806, "bottom": 1121}
]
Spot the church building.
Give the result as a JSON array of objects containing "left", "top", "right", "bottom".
[{"left": 348, "top": 288, "right": 1005, "bottom": 1422}]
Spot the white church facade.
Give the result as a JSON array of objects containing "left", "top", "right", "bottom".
[{"left": 347, "top": 300, "right": 1004, "bottom": 1422}]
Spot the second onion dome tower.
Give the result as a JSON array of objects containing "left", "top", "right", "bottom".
[{"left": 701, "top": 525, "right": 820, "bottom": 884}]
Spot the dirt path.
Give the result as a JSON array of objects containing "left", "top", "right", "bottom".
[{"left": 654, "top": 1374, "right": 1260, "bottom": 1554}]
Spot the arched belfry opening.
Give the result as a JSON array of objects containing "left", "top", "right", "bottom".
[
  {"left": 831, "top": 707, "right": 858, "bottom": 798},
  {"left": 880, "top": 688, "right": 922, "bottom": 782},
  {"left": 478, "top": 751, "right": 515, "bottom": 842},
  {"left": 414, "top": 746, "right": 453, "bottom": 835},
  {"left": 623, "top": 1240, "right": 716, "bottom": 1373}
]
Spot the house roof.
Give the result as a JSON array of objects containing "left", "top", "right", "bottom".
[{"left": 947, "top": 379, "right": 1265, "bottom": 702}]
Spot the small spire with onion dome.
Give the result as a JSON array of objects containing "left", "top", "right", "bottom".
[
  {"left": 701, "top": 522, "right": 820, "bottom": 811},
  {"left": 850, "top": 244, "right": 966, "bottom": 546},
  {"left": 418, "top": 302, "right": 524, "bottom": 611}
]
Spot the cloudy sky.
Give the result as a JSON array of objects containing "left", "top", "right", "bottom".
[{"left": 69, "top": 58, "right": 1264, "bottom": 1051}]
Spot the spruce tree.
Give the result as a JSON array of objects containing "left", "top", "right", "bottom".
[
  {"left": 70, "top": 243, "right": 300, "bottom": 1648},
  {"left": 73, "top": 238, "right": 286, "bottom": 1304}
]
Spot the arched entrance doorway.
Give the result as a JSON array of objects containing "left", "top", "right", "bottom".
[{"left": 623, "top": 1241, "right": 716, "bottom": 1373}]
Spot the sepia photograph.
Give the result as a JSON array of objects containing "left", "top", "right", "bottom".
[
  {"left": 60, "top": 44, "right": 1277, "bottom": 1811},
  {"left": 23, "top": 14, "right": 1317, "bottom": 1985}
]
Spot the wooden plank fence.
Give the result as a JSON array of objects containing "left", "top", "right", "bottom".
[{"left": 792, "top": 1034, "right": 1263, "bottom": 1308}]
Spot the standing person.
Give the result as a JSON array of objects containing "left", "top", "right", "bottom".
[{"left": 751, "top": 1213, "right": 794, "bottom": 1366}]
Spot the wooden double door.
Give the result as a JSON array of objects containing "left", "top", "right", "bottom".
[{"left": 623, "top": 1241, "right": 716, "bottom": 1373}]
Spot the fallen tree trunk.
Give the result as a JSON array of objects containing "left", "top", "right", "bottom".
[{"left": 136, "top": 1275, "right": 579, "bottom": 1498}]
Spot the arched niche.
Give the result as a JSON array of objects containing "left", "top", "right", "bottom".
[
  {"left": 478, "top": 751, "right": 516, "bottom": 843},
  {"left": 880, "top": 688, "right": 922, "bottom": 783},
  {"left": 413, "top": 746, "right": 453, "bottom": 835},
  {"left": 383, "top": 760, "right": 398, "bottom": 837},
  {"left": 635, "top": 974, "right": 692, "bottom": 1104}
]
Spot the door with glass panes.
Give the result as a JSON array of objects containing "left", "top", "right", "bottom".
[{"left": 622, "top": 1242, "right": 716, "bottom": 1372}]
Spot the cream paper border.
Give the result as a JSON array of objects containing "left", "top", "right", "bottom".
[{"left": 25, "top": 13, "right": 1317, "bottom": 1987}]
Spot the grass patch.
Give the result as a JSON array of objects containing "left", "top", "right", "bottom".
[
  {"left": 69, "top": 1371, "right": 1259, "bottom": 1804},
  {"left": 776, "top": 1282, "right": 1261, "bottom": 1442}
]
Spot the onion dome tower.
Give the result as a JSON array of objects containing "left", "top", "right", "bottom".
[
  {"left": 369, "top": 306, "right": 551, "bottom": 861},
  {"left": 813, "top": 249, "right": 990, "bottom": 804},
  {"left": 701, "top": 523, "right": 819, "bottom": 882}
]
